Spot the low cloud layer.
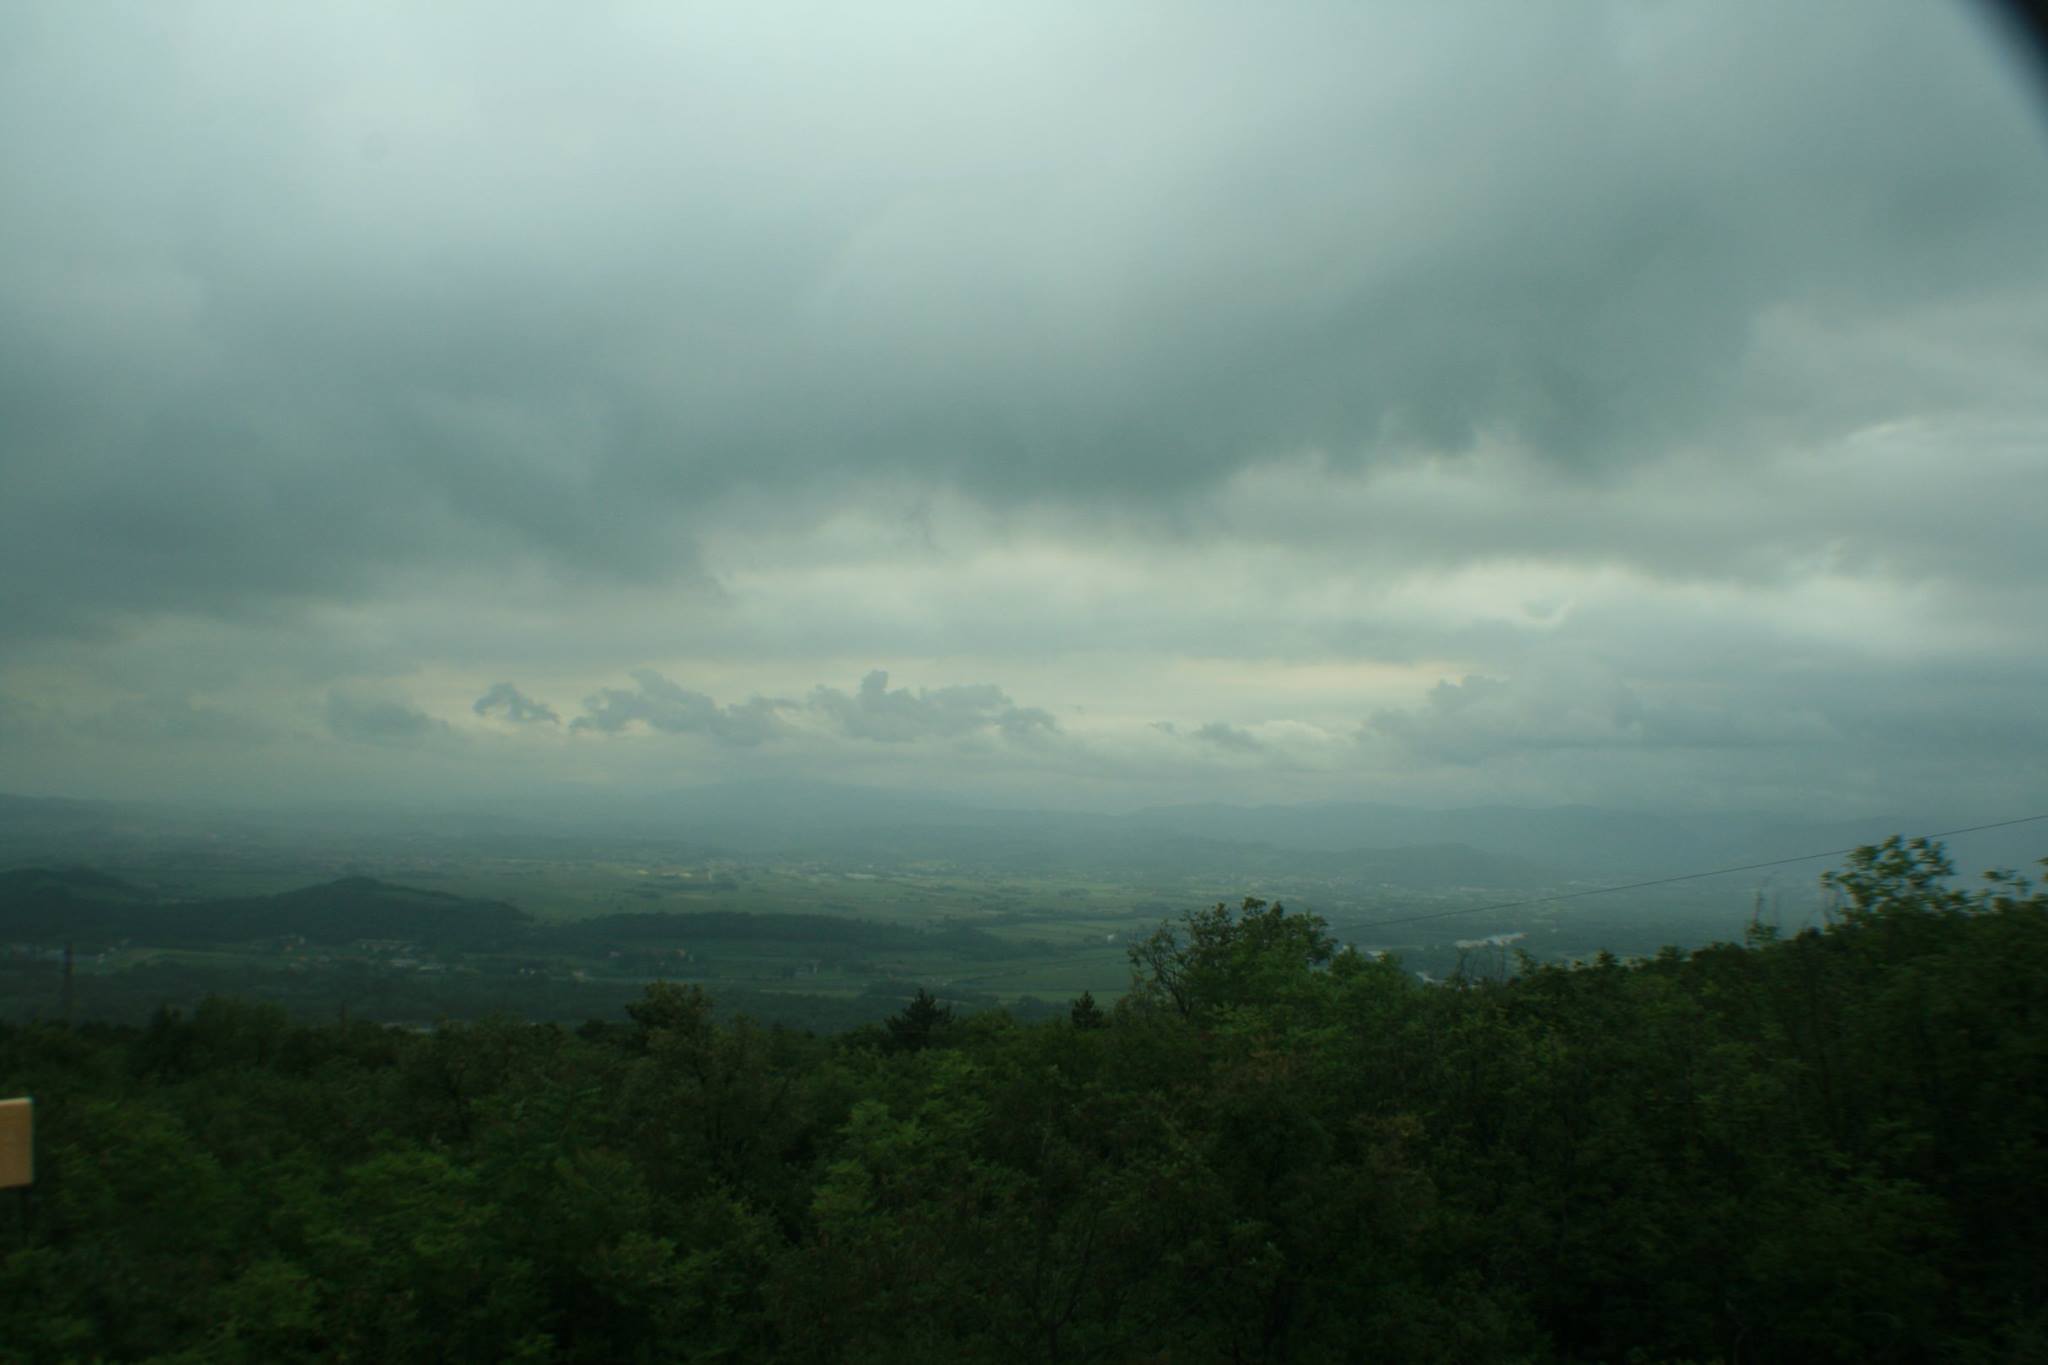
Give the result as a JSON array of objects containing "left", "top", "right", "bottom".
[
  {"left": 473, "top": 682, "right": 559, "bottom": 726},
  {"left": 808, "top": 671, "right": 1056, "bottom": 745},
  {"left": 571, "top": 671, "right": 790, "bottom": 746},
  {"left": 551, "top": 668, "right": 1057, "bottom": 750},
  {"left": 326, "top": 693, "right": 449, "bottom": 746},
  {"left": 1193, "top": 722, "right": 1265, "bottom": 755}
]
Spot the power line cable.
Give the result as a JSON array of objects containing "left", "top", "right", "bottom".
[{"left": 1347, "top": 812, "right": 2048, "bottom": 936}]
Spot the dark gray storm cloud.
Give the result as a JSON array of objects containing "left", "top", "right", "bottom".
[
  {"left": 0, "top": 1, "right": 2043, "bottom": 815},
  {"left": 472, "top": 682, "right": 559, "bottom": 725},
  {"left": 1, "top": 0, "right": 2042, "bottom": 646}
]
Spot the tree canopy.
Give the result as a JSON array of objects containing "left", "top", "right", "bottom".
[{"left": 3, "top": 839, "right": 2044, "bottom": 1362}]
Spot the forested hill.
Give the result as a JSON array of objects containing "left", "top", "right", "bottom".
[
  {"left": 0, "top": 870, "right": 1044, "bottom": 962},
  {"left": 552, "top": 909, "right": 1041, "bottom": 959},
  {"left": 2, "top": 837, "right": 2044, "bottom": 1362},
  {"left": 0, "top": 870, "right": 532, "bottom": 949}
]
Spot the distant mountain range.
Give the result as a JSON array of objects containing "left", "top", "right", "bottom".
[
  {"left": 3, "top": 785, "right": 2039, "bottom": 887},
  {"left": 526, "top": 781, "right": 2034, "bottom": 882}
]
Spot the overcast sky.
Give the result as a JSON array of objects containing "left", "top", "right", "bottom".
[{"left": 3, "top": 0, "right": 2045, "bottom": 817}]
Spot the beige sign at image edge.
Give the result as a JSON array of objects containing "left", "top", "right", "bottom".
[{"left": 0, "top": 1098, "right": 30, "bottom": 1188}]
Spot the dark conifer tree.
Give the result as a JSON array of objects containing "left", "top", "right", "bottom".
[{"left": 882, "top": 987, "right": 952, "bottom": 1053}]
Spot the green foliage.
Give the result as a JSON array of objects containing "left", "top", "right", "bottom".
[
  {"left": 882, "top": 987, "right": 953, "bottom": 1054},
  {"left": 1125, "top": 896, "right": 1338, "bottom": 1022},
  {"left": 1067, "top": 989, "right": 1107, "bottom": 1029},
  {"left": 1, "top": 843, "right": 2043, "bottom": 1362},
  {"left": 0, "top": 872, "right": 532, "bottom": 950}
]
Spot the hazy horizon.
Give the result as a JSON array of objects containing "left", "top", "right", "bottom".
[{"left": 4, "top": 2, "right": 2046, "bottom": 820}]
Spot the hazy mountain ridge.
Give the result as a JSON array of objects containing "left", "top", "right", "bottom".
[{"left": 3, "top": 784, "right": 2036, "bottom": 889}]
